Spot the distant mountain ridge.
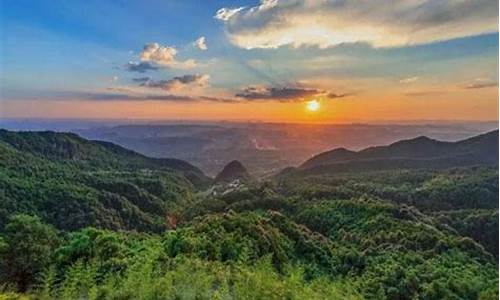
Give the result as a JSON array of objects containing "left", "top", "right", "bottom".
[{"left": 296, "top": 130, "right": 498, "bottom": 175}]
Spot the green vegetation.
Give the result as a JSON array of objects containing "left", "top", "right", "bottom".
[
  {"left": 0, "top": 130, "right": 498, "bottom": 299},
  {"left": 0, "top": 129, "right": 209, "bottom": 232}
]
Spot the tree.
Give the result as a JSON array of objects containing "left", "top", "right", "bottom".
[{"left": 0, "top": 214, "right": 58, "bottom": 291}]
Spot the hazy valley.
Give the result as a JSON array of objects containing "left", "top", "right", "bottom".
[{"left": 1, "top": 119, "right": 497, "bottom": 177}]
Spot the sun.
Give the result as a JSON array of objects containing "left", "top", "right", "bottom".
[{"left": 306, "top": 100, "right": 320, "bottom": 112}]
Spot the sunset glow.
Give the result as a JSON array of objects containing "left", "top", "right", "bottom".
[
  {"left": 306, "top": 100, "right": 320, "bottom": 112},
  {"left": 0, "top": 0, "right": 497, "bottom": 122}
]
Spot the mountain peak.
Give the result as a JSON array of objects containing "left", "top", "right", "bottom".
[
  {"left": 215, "top": 160, "right": 251, "bottom": 183},
  {"left": 401, "top": 135, "right": 434, "bottom": 143}
]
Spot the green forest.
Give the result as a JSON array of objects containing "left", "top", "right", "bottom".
[{"left": 0, "top": 129, "right": 498, "bottom": 299}]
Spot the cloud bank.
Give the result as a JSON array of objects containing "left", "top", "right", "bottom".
[
  {"left": 236, "top": 86, "right": 320, "bottom": 100},
  {"left": 235, "top": 85, "right": 349, "bottom": 101},
  {"left": 215, "top": 0, "right": 498, "bottom": 49}
]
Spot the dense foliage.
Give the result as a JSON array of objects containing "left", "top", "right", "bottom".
[
  {"left": 0, "top": 130, "right": 210, "bottom": 232},
  {"left": 277, "top": 167, "right": 499, "bottom": 211},
  {"left": 0, "top": 130, "right": 498, "bottom": 299}
]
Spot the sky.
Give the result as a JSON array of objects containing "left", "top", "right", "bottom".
[{"left": 0, "top": 0, "right": 498, "bottom": 123}]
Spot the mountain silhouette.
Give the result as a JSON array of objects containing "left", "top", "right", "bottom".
[
  {"left": 215, "top": 160, "right": 251, "bottom": 183},
  {"left": 297, "top": 130, "right": 498, "bottom": 174}
]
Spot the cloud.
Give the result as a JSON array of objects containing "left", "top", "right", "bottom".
[
  {"left": 141, "top": 74, "right": 210, "bottom": 92},
  {"left": 4, "top": 89, "right": 196, "bottom": 102},
  {"left": 139, "top": 43, "right": 196, "bottom": 69},
  {"left": 236, "top": 85, "right": 329, "bottom": 101},
  {"left": 327, "top": 92, "right": 351, "bottom": 99},
  {"left": 91, "top": 91, "right": 236, "bottom": 103},
  {"left": 2, "top": 86, "right": 236, "bottom": 103},
  {"left": 199, "top": 96, "right": 239, "bottom": 103},
  {"left": 215, "top": 0, "right": 498, "bottom": 49},
  {"left": 89, "top": 93, "right": 197, "bottom": 102},
  {"left": 214, "top": 7, "right": 245, "bottom": 21},
  {"left": 132, "top": 77, "right": 152, "bottom": 83},
  {"left": 125, "top": 61, "right": 159, "bottom": 73},
  {"left": 399, "top": 77, "right": 419, "bottom": 84},
  {"left": 236, "top": 86, "right": 320, "bottom": 100},
  {"left": 194, "top": 36, "right": 207, "bottom": 50},
  {"left": 464, "top": 79, "right": 497, "bottom": 89}
]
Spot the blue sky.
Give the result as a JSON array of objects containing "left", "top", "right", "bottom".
[{"left": 0, "top": 0, "right": 498, "bottom": 122}]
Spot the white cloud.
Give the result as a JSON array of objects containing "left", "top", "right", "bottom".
[
  {"left": 215, "top": 0, "right": 498, "bottom": 49},
  {"left": 399, "top": 77, "right": 419, "bottom": 84},
  {"left": 214, "top": 7, "right": 245, "bottom": 21},
  {"left": 194, "top": 36, "right": 207, "bottom": 50},
  {"left": 140, "top": 43, "right": 196, "bottom": 69}
]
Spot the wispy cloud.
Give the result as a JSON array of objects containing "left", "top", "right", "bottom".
[
  {"left": 399, "top": 77, "right": 419, "bottom": 84},
  {"left": 215, "top": 0, "right": 498, "bottom": 49},
  {"left": 464, "top": 79, "right": 497, "bottom": 89}
]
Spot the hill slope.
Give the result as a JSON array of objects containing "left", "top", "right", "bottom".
[
  {"left": 0, "top": 130, "right": 211, "bottom": 232},
  {"left": 214, "top": 160, "right": 252, "bottom": 183},
  {"left": 299, "top": 130, "right": 498, "bottom": 174},
  {"left": 0, "top": 129, "right": 210, "bottom": 186}
]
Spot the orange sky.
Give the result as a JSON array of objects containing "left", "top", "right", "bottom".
[{"left": 1, "top": 87, "right": 497, "bottom": 123}]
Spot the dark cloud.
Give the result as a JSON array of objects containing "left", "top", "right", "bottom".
[
  {"left": 327, "top": 92, "right": 351, "bottom": 99},
  {"left": 464, "top": 82, "right": 497, "bottom": 89},
  {"left": 199, "top": 96, "right": 239, "bottom": 103},
  {"left": 234, "top": 86, "right": 351, "bottom": 101},
  {"left": 132, "top": 77, "right": 152, "bottom": 83},
  {"left": 141, "top": 74, "right": 210, "bottom": 91},
  {"left": 235, "top": 86, "right": 321, "bottom": 100},
  {"left": 125, "top": 61, "right": 159, "bottom": 73}
]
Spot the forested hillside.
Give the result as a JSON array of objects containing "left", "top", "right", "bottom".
[
  {"left": 0, "top": 130, "right": 498, "bottom": 299},
  {"left": 0, "top": 130, "right": 210, "bottom": 232}
]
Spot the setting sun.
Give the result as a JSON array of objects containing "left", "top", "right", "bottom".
[{"left": 306, "top": 100, "right": 320, "bottom": 112}]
